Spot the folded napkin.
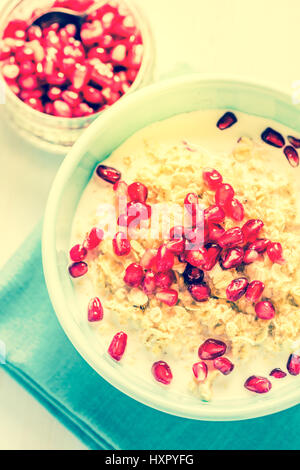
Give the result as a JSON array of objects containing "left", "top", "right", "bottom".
[{"left": 0, "top": 223, "right": 300, "bottom": 450}]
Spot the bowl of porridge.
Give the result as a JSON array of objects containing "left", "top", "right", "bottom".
[{"left": 43, "top": 74, "right": 300, "bottom": 420}]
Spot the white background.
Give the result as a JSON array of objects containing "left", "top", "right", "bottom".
[{"left": 0, "top": 0, "right": 299, "bottom": 450}]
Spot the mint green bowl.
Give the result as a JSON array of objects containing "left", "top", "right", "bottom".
[{"left": 43, "top": 74, "right": 300, "bottom": 420}]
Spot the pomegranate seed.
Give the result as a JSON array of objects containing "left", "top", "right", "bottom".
[
  {"left": 84, "top": 227, "right": 104, "bottom": 250},
  {"left": 242, "top": 219, "right": 264, "bottom": 243},
  {"left": 248, "top": 238, "right": 270, "bottom": 253},
  {"left": 188, "top": 283, "right": 211, "bottom": 302},
  {"left": 152, "top": 361, "right": 173, "bottom": 385},
  {"left": 68, "top": 261, "right": 88, "bottom": 278},
  {"left": 202, "top": 168, "right": 223, "bottom": 190},
  {"left": 245, "top": 280, "right": 265, "bottom": 303},
  {"left": 261, "top": 127, "right": 285, "bottom": 148},
  {"left": 108, "top": 331, "right": 127, "bottom": 361},
  {"left": 155, "top": 270, "right": 174, "bottom": 289},
  {"left": 19, "top": 60, "right": 36, "bottom": 76},
  {"left": 166, "top": 237, "right": 185, "bottom": 255},
  {"left": 156, "top": 288, "right": 178, "bottom": 306},
  {"left": 113, "top": 180, "right": 128, "bottom": 197},
  {"left": 225, "top": 198, "right": 244, "bottom": 222},
  {"left": 96, "top": 164, "right": 121, "bottom": 184},
  {"left": 88, "top": 297, "right": 103, "bottom": 322},
  {"left": 287, "top": 353, "right": 300, "bottom": 376},
  {"left": 2, "top": 63, "right": 20, "bottom": 80},
  {"left": 62, "top": 90, "right": 81, "bottom": 107},
  {"left": 69, "top": 243, "right": 87, "bottom": 261},
  {"left": 127, "top": 201, "right": 151, "bottom": 221},
  {"left": 198, "top": 338, "right": 226, "bottom": 360},
  {"left": 27, "top": 25, "right": 42, "bottom": 41},
  {"left": 80, "top": 20, "right": 104, "bottom": 47},
  {"left": 47, "top": 87, "right": 61, "bottom": 101},
  {"left": 185, "top": 247, "right": 207, "bottom": 268},
  {"left": 243, "top": 248, "right": 260, "bottom": 265},
  {"left": 113, "top": 232, "right": 131, "bottom": 256},
  {"left": 142, "top": 270, "right": 156, "bottom": 295},
  {"left": 244, "top": 376, "right": 272, "bottom": 393},
  {"left": 124, "top": 263, "right": 144, "bottom": 287},
  {"left": 19, "top": 75, "right": 38, "bottom": 91},
  {"left": 128, "top": 182, "right": 148, "bottom": 203},
  {"left": 155, "top": 245, "right": 174, "bottom": 272},
  {"left": 52, "top": 100, "right": 72, "bottom": 118},
  {"left": 83, "top": 85, "right": 104, "bottom": 105},
  {"left": 170, "top": 225, "right": 184, "bottom": 239},
  {"left": 202, "top": 244, "right": 221, "bottom": 271},
  {"left": 183, "top": 264, "right": 204, "bottom": 285},
  {"left": 208, "top": 223, "right": 225, "bottom": 243},
  {"left": 270, "top": 368, "right": 287, "bottom": 379},
  {"left": 217, "top": 111, "right": 237, "bottom": 130},
  {"left": 226, "top": 277, "right": 248, "bottom": 302},
  {"left": 255, "top": 301, "right": 275, "bottom": 320},
  {"left": 218, "top": 227, "right": 244, "bottom": 249},
  {"left": 284, "top": 146, "right": 299, "bottom": 168},
  {"left": 204, "top": 205, "right": 225, "bottom": 224},
  {"left": 24, "top": 97, "right": 43, "bottom": 112},
  {"left": 287, "top": 135, "right": 300, "bottom": 148},
  {"left": 73, "top": 102, "right": 94, "bottom": 117},
  {"left": 267, "top": 242, "right": 285, "bottom": 264},
  {"left": 192, "top": 362, "right": 208, "bottom": 382},
  {"left": 184, "top": 192, "right": 198, "bottom": 214},
  {"left": 215, "top": 183, "right": 235, "bottom": 208},
  {"left": 221, "top": 247, "right": 244, "bottom": 269},
  {"left": 213, "top": 357, "right": 234, "bottom": 375},
  {"left": 140, "top": 249, "right": 157, "bottom": 270}
]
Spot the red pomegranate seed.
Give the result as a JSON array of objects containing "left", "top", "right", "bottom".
[
  {"left": 3, "top": 20, "right": 27, "bottom": 39},
  {"left": 244, "top": 376, "right": 272, "bottom": 393},
  {"left": 87, "top": 297, "right": 103, "bottom": 322},
  {"left": 204, "top": 205, "right": 225, "bottom": 224},
  {"left": 248, "top": 238, "right": 270, "bottom": 253},
  {"left": 84, "top": 227, "right": 104, "bottom": 250},
  {"left": 62, "top": 90, "right": 81, "bottom": 107},
  {"left": 24, "top": 97, "right": 43, "bottom": 112},
  {"left": 261, "top": 127, "right": 285, "bottom": 148},
  {"left": 270, "top": 368, "right": 287, "bottom": 379},
  {"left": 128, "top": 182, "right": 148, "bottom": 203},
  {"left": 287, "top": 353, "right": 300, "bottom": 376},
  {"left": 213, "top": 357, "right": 234, "bottom": 375},
  {"left": 80, "top": 20, "right": 104, "bottom": 47},
  {"left": 69, "top": 243, "right": 87, "bottom": 262},
  {"left": 218, "top": 227, "right": 244, "bottom": 249},
  {"left": 183, "top": 264, "right": 204, "bottom": 285},
  {"left": 19, "top": 60, "right": 36, "bottom": 76},
  {"left": 152, "top": 361, "right": 173, "bottom": 385},
  {"left": 208, "top": 223, "right": 225, "bottom": 243},
  {"left": 192, "top": 361, "right": 208, "bottom": 382},
  {"left": 140, "top": 249, "right": 157, "bottom": 270},
  {"left": 215, "top": 183, "right": 235, "bottom": 208},
  {"left": 127, "top": 201, "right": 151, "bottom": 221},
  {"left": 198, "top": 338, "right": 226, "bottom": 360},
  {"left": 156, "top": 288, "right": 178, "bottom": 306},
  {"left": 225, "top": 198, "right": 244, "bottom": 222},
  {"left": 155, "top": 270, "right": 174, "bottom": 289},
  {"left": 142, "top": 270, "right": 156, "bottom": 295},
  {"left": 68, "top": 261, "right": 88, "bottom": 278},
  {"left": 226, "top": 277, "right": 248, "bottom": 302},
  {"left": 185, "top": 247, "right": 207, "bottom": 268},
  {"left": 243, "top": 248, "right": 260, "bottom": 265},
  {"left": 267, "top": 242, "right": 285, "bottom": 264},
  {"left": 287, "top": 135, "right": 300, "bottom": 148},
  {"left": 27, "top": 25, "right": 42, "bottom": 41},
  {"left": 96, "top": 164, "right": 121, "bottom": 184},
  {"left": 170, "top": 225, "right": 184, "bottom": 239},
  {"left": 155, "top": 245, "right": 174, "bottom": 272},
  {"left": 83, "top": 85, "right": 104, "bottom": 105},
  {"left": 188, "top": 283, "right": 211, "bottom": 302},
  {"left": 184, "top": 192, "right": 198, "bottom": 215},
  {"left": 255, "top": 301, "right": 275, "bottom": 320},
  {"left": 166, "top": 237, "right": 185, "bottom": 255},
  {"left": 217, "top": 111, "right": 237, "bottom": 130},
  {"left": 73, "top": 102, "right": 94, "bottom": 117},
  {"left": 202, "top": 244, "right": 221, "bottom": 271},
  {"left": 113, "top": 232, "right": 131, "bottom": 256},
  {"left": 52, "top": 100, "right": 72, "bottom": 117},
  {"left": 245, "top": 280, "right": 265, "bottom": 303},
  {"left": 284, "top": 146, "right": 299, "bottom": 168},
  {"left": 221, "top": 247, "right": 244, "bottom": 269},
  {"left": 202, "top": 168, "right": 223, "bottom": 190},
  {"left": 2, "top": 63, "right": 20, "bottom": 80},
  {"left": 124, "top": 263, "right": 144, "bottom": 287},
  {"left": 242, "top": 219, "right": 264, "bottom": 243},
  {"left": 108, "top": 331, "right": 127, "bottom": 361}
]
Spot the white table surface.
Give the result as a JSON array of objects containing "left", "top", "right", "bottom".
[{"left": 0, "top": 0, "right": 299, "bottom": 450}]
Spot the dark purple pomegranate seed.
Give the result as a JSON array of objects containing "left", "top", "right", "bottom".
[
  {"left": 217, "top": 111, "right": 237, "bottom": 130},
  {"left": 69, "top": 261, "right": 88, "bottom": 278},
  {"left": 183, "top": 265, "right": 204, "bottom": 285},
  {"left": 261, "top": 127, "right": 285, "bottom": 148},
  {"left": 213, "top": 357, "right": 234, "bottom": 375},
  {"left": 96, "top": 164, "right": 121, "bottom": 184},
  {"left": 226, "top": 277, "right": 248, "bottom": 302},
  {"left": 287, "top": 135, "right": 300, "bottom": 148},
  {"left": 198, "top": 338, "right": 226, "bottom": 360},
  {"left": 244, "top": 376, "right": 272, "bottom": 394},
  {"left": 269, "top": 368, "right": 287, "bottom": 379},
  {"left": 284, "top": 146, "right": 299, "bottom": 168},
  {"left": 287, "top": 353, "right": 300, "bottom": 376}
]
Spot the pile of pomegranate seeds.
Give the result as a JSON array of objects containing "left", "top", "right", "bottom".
[{"left": 0, "top": 1, "right": 143, "bottom": 117}]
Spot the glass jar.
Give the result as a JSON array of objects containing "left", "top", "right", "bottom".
[{"left": 0, "top": 0, "right": 155, "bottom": 154}]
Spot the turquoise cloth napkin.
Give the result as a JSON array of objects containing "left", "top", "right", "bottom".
[{"left": 0, "top": 223, "right": 300, "bottom": 450}]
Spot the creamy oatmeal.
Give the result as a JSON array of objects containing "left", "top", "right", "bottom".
[{"left": 69, "top": 109, "right": 300, "bottom": 401}]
